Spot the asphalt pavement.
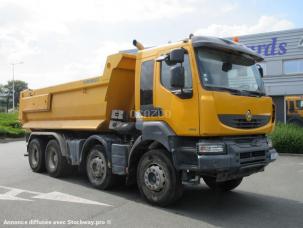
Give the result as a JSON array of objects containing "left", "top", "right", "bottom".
[{"left": 0, "top": 141, "right": 302, "bottom": 228}]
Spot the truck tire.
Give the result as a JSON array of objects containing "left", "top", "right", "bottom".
[
  {"left": 203, "top": 177, "right": 243, "bottom": 192},
  {"left": 45, "top": 139, "right": 68, "bottom": 178},
  {"left": 86, "top": 145, "right": 117, "bottom": 190},
  {"left": 137, "top": 149, "right": 183, "bottom": 206},
  {"left": 28, "top": 138, "right": 46, "bottom": 173}
]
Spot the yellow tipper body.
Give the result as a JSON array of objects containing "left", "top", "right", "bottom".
[{"left": 19, "top": 53, "right": 136, "bottom": 131}]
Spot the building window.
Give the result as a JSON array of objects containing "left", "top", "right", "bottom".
[
  {"left": 258, "top": 63, "right": 267, "bottom": 76},
  {"left": 140, "top": 60, "right": 154, "bottom": 111},
  {"left": 161, "top": 54, "right": 192, "bottom": 90},
  {"left": 283, "top": 59, "right": 303, "bottom": 74}
]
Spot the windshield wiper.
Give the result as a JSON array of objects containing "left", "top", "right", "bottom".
[
  {"left": 205, "top": 86, "right": 244, "bottom": 95},
  {"left": 241, "top": 89, "right": 265, "bottom": 96},
  {"left": 205, "top": 86, "right": 265, "bottom": 97}
]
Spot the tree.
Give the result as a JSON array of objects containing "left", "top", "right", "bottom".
[
  {"left": 0, "top": 84, "right": 6, "bottom": 112},
  {"left": 0, "top": 84, "right": 4, "bottom": 96},
  {"left": 4, "top": 80, "right": 28, "bottom": 109}
]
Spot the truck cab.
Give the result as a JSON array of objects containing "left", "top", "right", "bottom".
[
  {"left": 135, "top": 37, "right": 274, "bottom": 135},
  {"left": 129, "top": 36, "right": 277, "bottom": 203}
]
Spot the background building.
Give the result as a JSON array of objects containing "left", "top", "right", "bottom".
[{"left": 236, "top": 28, "right": 303, "bottom": 124}]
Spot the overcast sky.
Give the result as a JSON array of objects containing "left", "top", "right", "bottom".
[{"left": 0, "top": 0, "right": 302, "bottom": 88}]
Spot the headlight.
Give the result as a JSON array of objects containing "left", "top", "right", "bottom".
[
  {"left": 197, "top": 143, "right": 225, "bottom": 154},
  {"left": 267, "top": 137, "right": 273, "bottom": 148}
]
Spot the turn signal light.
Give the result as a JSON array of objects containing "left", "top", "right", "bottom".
[{"left": 197, "top": 143, "right": 225, "bottom": 154}]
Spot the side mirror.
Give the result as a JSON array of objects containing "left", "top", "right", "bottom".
[
  {"left": 168, "top": 48, "right": 185, "bottom": 65},
  {"left": 222, "top": 62, "right": 232, "bottom": 72},
  {"left": 256, "top": 64, "right": 264, "bottom": 78},
  {"left": 170, "top": 65, "right": 185, "bottom": 88}
]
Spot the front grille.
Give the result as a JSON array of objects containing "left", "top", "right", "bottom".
[
  {"left": 218, "top": 114, "right": 270, "bottom": 129},
  {"left": 252, "top": 151, "right": 266, "bottom": 157},
  {"left": 239, "top": 150, "right": 266, "bottom": 164}
]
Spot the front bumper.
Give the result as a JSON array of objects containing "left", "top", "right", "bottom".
[
  {"left": 169, "top": 135, "right": 278, "bottom": 181},
  {"left": 197, "top": 148, "right": 277, "bottom": 181}
]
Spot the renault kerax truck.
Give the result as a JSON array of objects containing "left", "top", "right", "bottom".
[{"left": 19, "top": 36, "right": 278, "bottom": 206}]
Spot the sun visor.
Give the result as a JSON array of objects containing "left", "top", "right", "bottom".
[{"left": 192, "top": 36, "right": 264, "bottom": 63}]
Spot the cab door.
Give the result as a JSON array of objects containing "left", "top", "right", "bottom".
[{"left": 153, "top": 47, "right": 200, "bottom": 136}]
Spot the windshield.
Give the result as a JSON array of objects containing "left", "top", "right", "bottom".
[{"left": 195, "top": 47, "right": 265, "bottom": 95}]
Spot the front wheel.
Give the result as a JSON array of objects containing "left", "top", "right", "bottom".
[
  {"left": 203, "top": 177, "right": 243, "bottom": 192},
  {"left": 137, "top": 150, "right": 183, "bottom": 206}
]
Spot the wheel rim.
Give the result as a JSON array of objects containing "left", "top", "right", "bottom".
[
  {"left": 30, "top": 145, "right": 39, "bottom": 168},
  {"left": 144, "top": 164, "right": 166, "bottom": 191},
  {"left": 88, "top": 151, "right": 107, "bottom": 183},
  {"left": 48, "top": 148, "right": 58, "bottom": 171}
]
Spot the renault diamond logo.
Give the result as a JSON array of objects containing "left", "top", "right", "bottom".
[
  {"left": 245, "top": 110, "right": 252, "bottom": 122},
  {"left": 299, "top": 37, "right": 303, "bottom": 47}
]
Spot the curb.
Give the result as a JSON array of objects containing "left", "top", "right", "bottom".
[
  {"left": 278, "top": 153, "right": 303, "bottom": 157},
  {"left": 0, "top": 137, "right": 25, "bottom": 144}
]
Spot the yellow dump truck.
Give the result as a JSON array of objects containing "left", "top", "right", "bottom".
[
  {"left": 286, "top": 96, "right": 303, "bottom": 126},
  {"left": 19, "top": 36, "right": 278, "bottom": 206}
]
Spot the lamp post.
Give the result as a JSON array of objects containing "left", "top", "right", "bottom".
[{"left": 11, "top": 61, "right": 23, "bottom": 112}]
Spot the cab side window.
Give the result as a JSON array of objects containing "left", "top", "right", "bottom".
[
  {"left": 140, "top": 60, "right": 154, "bottom": 112},
  {"left": 161, "top": 54, "right": 192, "bottom": 90}
]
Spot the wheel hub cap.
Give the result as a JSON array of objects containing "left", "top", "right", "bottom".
[
  {"left": 144, "top": 165, "right": 166, "bottom": 191},
  {"left": 49, "top": 149, "right": 58, "bottom": 170},
  {"left": 31, "top": 147, "right": 39, "bottom": 167},
  {"left": 90, "top": 157, "right": 105, "bottom": 178}
]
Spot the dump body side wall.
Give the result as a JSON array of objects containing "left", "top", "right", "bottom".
[{"left": 19, "top": 53, "right": 136, "bottom": 131}]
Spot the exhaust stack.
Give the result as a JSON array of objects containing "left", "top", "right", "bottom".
[{"left": 133, "top": 40, "right": 144, "bottom": 50}]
